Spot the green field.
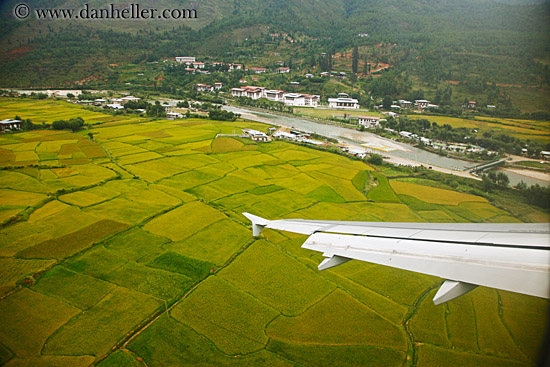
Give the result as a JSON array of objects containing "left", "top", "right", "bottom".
[{"left": 0, "top": 98, "right": 547, "bottom": 366}]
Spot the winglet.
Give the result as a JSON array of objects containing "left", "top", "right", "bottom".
[
  {"left": 242, "top": 213, "right": 269, "bottom": 237},
  {"left": 433, "top": 280, "right": 478, "bottom": 305}
]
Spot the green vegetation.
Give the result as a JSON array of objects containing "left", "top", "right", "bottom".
[{"left": 0, "top": 99, "right": 546, "bottom": 366}]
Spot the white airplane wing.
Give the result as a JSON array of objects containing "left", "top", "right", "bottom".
[{"left": 242, "top": 213, "right": 550, "bottom": 304}]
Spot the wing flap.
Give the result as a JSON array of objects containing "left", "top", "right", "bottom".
[{"left": 303, "top": 232, "right": 550, "bottom": 299}]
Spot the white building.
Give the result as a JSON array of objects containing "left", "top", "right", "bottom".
[
  {"left": 303, "top": 94, "right": 320, "bottom": 107},
  {"left": 105, "top": 103, "right": 124, "bottom": 110},
  {"left": 120, "top": 96, "right": 141, "bottom": 104},
  {"left": 196, "top": 84, "right": 213, "bottom": 92},
  {"left": 175, "top": 57, "right": 195, "bottom": 64},
  {"left": 231, "top": 86, "right": 265, "bottom": 100},
  {"left": 399, "top": 100, "right": 412, "bottom": 108},
  {"left": 415, "top": 100, "right": 431, "bottom": 109},
  {"left": 358, "top": 116, "right": 381, "bottom": 128},
  {"left": 328, "top": 97, "right": 359, "bottom": 109},
  {"left": 167, "top": 112, "right": 183, "bottom": 119},
  {"left": 264, "top": 90, "right": 285, "bottom": 102},
  {"left": 0, "top": 119, "right": 22, "bottom": 131},
  {"left": 243, "top": 129, "right": 269, "bottom": 142},
  {"left": 192, "top": 62, "right": 205, "bottom": 69},
  {"left": 283, "top": 93, "right": 306, "bottom": 106},
  {"left": 214, "top": 82, "right": 223, "bottom": 90}
]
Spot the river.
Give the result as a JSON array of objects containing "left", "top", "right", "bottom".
[{"left": 224, "top": 105, "right": 549, "bottom": 187}]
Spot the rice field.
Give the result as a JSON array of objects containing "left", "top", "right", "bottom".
[{"left": 0, "top": 98, "right": 546, "bottom": 367}]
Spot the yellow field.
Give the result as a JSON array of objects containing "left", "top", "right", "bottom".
[
  {"left": 390, "top": 180, "right": 487, "bottom": 206},
  {"left": 0, "top": 98, "right": 546, "bottom": 367}
]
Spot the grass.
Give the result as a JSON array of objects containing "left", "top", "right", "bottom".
[
  {"left": 147, "top": 252, "right": 215, "bottom": 279},
  {"left": 171, "top": 276, "right": 279, "bottom": 355},
  {"left": 267, "top": 289, "right": 407, "bottom": 349},
  {"left": 104, "top": 227, "right": 170, "bottom": 262},
  {"left": 164, "top": 219, "right": 250, "bottom": 266},
  {"left": 128, "top": 314, "right": 291, "bottom": 366},
  {"left": 16, "top": 219, "right": 129, "bottom": 260},
  {"left": 219, "top": 240, "right": 335, "bottom": 315},
  {"left": 409, "top": 288, "right": 453, "bottom": 347},
  {"left": 267, "top": 338, "right": 405, "bottom": 367},
  {"left": 143, "top": 201, "right": 226, "bottom": 241},
  {"left": 348, "top": 265, "right": 437, "bottom": 306},
  {"left": 0, "top": 288, "right": 80, "bottom": 358},
  {"left": 43, "top": 287, "right": 161, "bottom": 357},
  {"left": 33, "top": 266, "right": 115, "bottom": 310},
  {"left": 416, "top": 344, "right": 530, "bottom": 367},
  {"left": 103, "top": 261, "right": 193, "bottom": 300},
  {"left": 390, "top": 181, "right": 487, "bottom": 206},
  {"left": 367, "top": 173, "right": 401, "bottom": 202},
  {"left": 0, "top": 257, "right": 56, "bottom": 296}
]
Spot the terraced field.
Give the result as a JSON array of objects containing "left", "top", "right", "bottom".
[{"left": 0, "top": 99, "right": 547, "bottom": 367}]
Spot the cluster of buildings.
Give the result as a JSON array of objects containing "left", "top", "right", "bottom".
[
  {"left": 196, "top": 83, "right": 223, "bottom": 92},
  {"left": 175, "top": 56, "right": 243, "bottom": 74},
  {"left": 397, "top": 99, "right": 439, "bottom": 110},
  {"left": 72, "top": 96, "right": 141, "bottom": 110},
  {"left": 230, "top": 86, "right": 320, "bottom": 107}
]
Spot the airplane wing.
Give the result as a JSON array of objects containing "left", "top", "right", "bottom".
[{"left": 242, "top": 213, "right": 550, "bottom": 304}]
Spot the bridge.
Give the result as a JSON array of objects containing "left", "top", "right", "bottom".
[{"left": 464, "top": 158, "right": 507, "bottom": 173}]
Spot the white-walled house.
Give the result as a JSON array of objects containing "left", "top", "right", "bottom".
[
  {"left": 358, "top": 116, "right": 381, "bottom": 128},
  {"left": 264, "top": 90, "right": 285, "bottom": 102},
  {"left": 303, "top": 94, "right": 320, "bottom": 107},
  {"left": 328, "top": 97, "right": 359, "bottom": 109},
  {"left": 283, "top": 93, "right": 306, "bottom": 106},
  {"left": 175, "top": 57, "right": 195, "bottom": 64},
  {"left": 415, "top": 100, "right": 430, "bottom": 109}
]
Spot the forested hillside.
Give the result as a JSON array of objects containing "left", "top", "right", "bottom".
[{"left": 0, "top": 0, "right": 548, "bottom": 112}]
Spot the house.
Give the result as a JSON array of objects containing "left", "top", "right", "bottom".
[
  {"left": 166, "top": 112, "right": 183, "bottom": 119},
  {"left": 121, "top": 96, "right": 140, "bottom": 104},
  {"left": 305, "top": 74, "right": 314, "bottom": 78},
  {"left": 264, "top": 90, "right": 285, "bottom": 102},
  {"left": 249, "top": 67, "right": 266, "bottom": 74},
  {"left": 214, "top": 82, "right": 223, "bottom": 90},
  {"left": 467, "top": 101, "right": 477, "bottom": 109},
  {"left": 77, "top": 100, "right": 94, "bottom": 106},
  {"left": 175, "top": 56, "right": 195, "bottom": 64},
  {"left": 273, "top": 131, "right": 298, "bottom": 140},
  {"left": 229, "top": 63, "right": 242, "bottom": 71},
  {"left": 0, "top": 119, "right": 22, "bottom": 131},
  {"left": 239, "top": 79, "right": 247, "bottom": 83},
  {"left": 320, "top": 72, "right": 330, "bottom": 77},
  {"left": 231, "top": 86, "right": 264, "bottom": 99},
  {"left": 283, "top": 93, "right": 306, "bottom": 106},
  {"left": 415, "top": 100, "right": 430, "bottom": 109},
  {"left": 328, "top": 97, "right": 359, "bottom": 109},
  {"left": 303, "top": 94, "right": 320, "bottom": 107},
  {"left": 348, "top": 149, "right": 367, "bottom": 159},
  {"left": 110, "top": 98, "right": 123, "bottom": 104},
  {"left": 243, "top": 129, "right": 269, "bottom": 142},
  {"left": 289, "top": 81, "right": 300, "bottom": 86},
  {"left": 94, "top": 98, "right": 108, "bottom": 106},
  {"left": 384, "top": 111, "right": 399, "bottom": 118},
  {"left": 358, "top": 116, "right": 381, "bottom": 128},
  {"left": 196, "top": 84, "right": 213, "bottom": 92},
  {"left": 105, "top": 103, "right": 124, "bottom": 110},
  {"left": 399, "top": 131, "right": 414, "bottom": 139},
  {"left": 540, "top": 151, "right": 550, "bottom": 160},
  {"left": 399, "top": 100, "right": 412, "bottom": 108},
  {"left": 192, "top": 62, "right": 205, "bottom": 69},
  {"left": 278, "top": 67, "right": 290, "bottom": 73}
]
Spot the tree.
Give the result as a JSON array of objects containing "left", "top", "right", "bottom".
[
  {"left": 382, "top": 95, "right": 393, "bottom": 110},
  {"left": 352, "top": 45, "right": 358, "bottom": 74},
  {"left": 367, "top": 154, "right": 383, "bottom": 165}
]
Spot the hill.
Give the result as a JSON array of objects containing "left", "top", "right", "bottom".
[{"left": 0, "top": 0, "right": 548, "bottom": 112}]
